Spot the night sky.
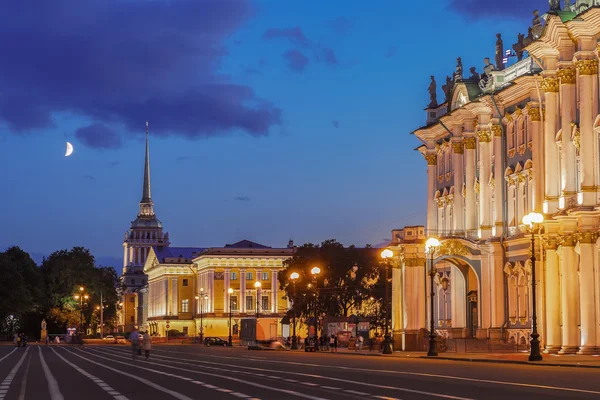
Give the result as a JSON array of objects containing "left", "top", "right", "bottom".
[{"left": 0, "top": 0, "right": 548, "bottom": 267}]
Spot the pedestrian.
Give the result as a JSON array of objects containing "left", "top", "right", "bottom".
[
  {"left": 333, "top": 335, "right": 338, "bottom": 353},
  {"left": 358, "top": 335, "right": 364, "bottom": 350},
  {"left": 369, "top": 336, "right": 375, "bottom": 352},
  {"left": 13, "top": 333, "right": 18, "bottom": 347},
  {"left": 45, "top": 334, "right": 50, "bottom": 346},
  {"left": 130, "top": 326, "right": 141, "bottom": 361},
  {"left": 329, "top": 335, "right": 335, "bottom": 352},
  {"left": 142, "top": 331, "right": 152, "bottom": 360}
]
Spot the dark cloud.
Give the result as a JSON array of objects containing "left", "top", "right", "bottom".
[
  {"left": 75, "top": 123, "right": 122, "bottom": 149},
  {"left": 330, "top": 16, "right": 352, "bottom": 36},
  {"left": 447, "top": 0, "right": 548, "bottom": 20},
  {"left": 233, "top": 196, "right": 251, "bottom": 202},
  {"left": 321, "top": 48, "right": 338, "bottom": 65},
  {"left": 0, "top": 0, "right": 281, "bottom": 148},
  {"left": 284, "top": 50, "right": 310, "bottom": 73},
  {"left": 385, "top": 45, "right": 398, "bottom": 59},
  {"left": 83, "top": 174, "right": 95, "bottom": 181},
  {"left": 332, "top": 120, "right": 340, "bottom": 128},
  {"left": 263, "top": 27, "right": 310, "bottom": 47}
]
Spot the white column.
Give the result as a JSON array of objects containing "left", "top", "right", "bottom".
[
  {"left": 558, "top": 67, "right": 577, "bottom": 205},
  {"left": 123, "top": 246, "right": 128, "bottom": 269},
  {"left": 425, "top": 152, "right": 437, "bottom": 233},
  {"left": 271, "top": 270, "right": 278, "bottom": 313},
  {"left": 478, "top": 128, "right": 492, "bottom": 239},
  {"left": 543, "top": 239, "right": 561, "bottom": 353},
  {"left": 558, "top": 237, "right": 579, "bottom": 354},
  {"left": 577, "top": 235, "right": 598, "bottom": 354},
  {"left": 542, "top": 76, "right": 560, "bottom": 213},
  {"left": 452, "top": 141, "right": 464, "bottom": 233},
  {"left": 492, "top": 125, "right": 503, "bottom": 236},
  {"left": 224, "top": 268, "right": 231, "bottom": 313},
  {"left": 576, "top": 59, "right": 598, "bottom": 206},
  {"left": 392, "top": 266, "right": 403, "bottom": 334},
  {"left": 208, "top": 269, "right": 214, "bottom": 313},
  {"left": 240, "top": 269, "right": 246, "bottom": 313},
  {"left": 529, "top": 107, "right": 544, "bottom": 213},
  {"left": 464, "top": 137, "right": 477, "bottom": 231}
]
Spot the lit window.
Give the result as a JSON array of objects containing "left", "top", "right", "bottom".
[
  {"left": 246, "top": 296, "right": 254, "bottom": 310},
  {"left": 246, "top": 272, "right": 253, "bottom": 281},
  {"left": 182, "top": 279, "right": 189, "bottom": 287},
  {"left": 181, "top": 299, "right": 189, "bottom": 313},
  {"left": 230, "top": 296, "right": 238, "bottom": 311},
  {"left": 231, "top": 272, "right": 237, "bottom": 280},
  {"left": 261, "top": 296, "right": 269, "bottom": 311},
  {"left": 183, "top": 326, "right": 189, "bottom": 335},
  {"left": 261, "top": 272, "right": 269, "bottom": 281}
]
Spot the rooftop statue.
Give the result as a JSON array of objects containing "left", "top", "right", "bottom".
[
  {"left": 564, "top": 0, "right": 572, "bottom": 10},
  {"left": 442, "top": 75, "right": 454, "bottom": 102},
  {"left": 549, "top": 0, "right": 561, "bottom": 11},
  {"left": 427, "top": 76, "right": 438, "bottom": 108},
  {"left": 513, "top": 33, "right": 526, "bottom": 61},
  {"left": 532, "top": 10, "right": 543, "bottom": 39},
  {"left": 469, "top": 67, "right": 480, "bottom": 81},
  {"left": 495, "top": 34, "right": 505, "bottom": 71},
  {"left": 454, "top": 57, "right": 463, "bottom": 82},
  {"left": 478, "top": 57, "right": 496, "bottom": 92}
]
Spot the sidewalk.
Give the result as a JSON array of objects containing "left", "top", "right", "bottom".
[{"left": 311, "top": 347, "right": 600, "bottom": 368}]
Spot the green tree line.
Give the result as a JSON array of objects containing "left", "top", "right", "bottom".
[{"left": 0, "top": 246, "right": 119, "bottom": 339}]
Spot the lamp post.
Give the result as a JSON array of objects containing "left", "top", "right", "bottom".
[
  {"left": 195, "top": 288, "right": 208, "bottom": 341},
  {"left": 310, "top": 267, "right": 320, "bottom": 342},
  {"left": 425, "top": 237, "right": 441, "bottom": 357},
  {"left": 74, "top": 286, "right": 89, "bottom": 334},
  {"left": 254, "top": 281, "right": 262, "bottom": 319},
  {"left": 380, "top": 249, "right": 394, "bottom": 354},
  {"left": 290, "top": 272, "right": 299, "bottom": 350},
  {"left": 522, "top": 211, "right": 544, "bottom": 362},
  {"left": 228, "top": 287, "right": 234, "bottom": 346}
]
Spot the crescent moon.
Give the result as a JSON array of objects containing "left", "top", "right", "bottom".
[{"left": 65, "top": 142, "right": 74, "bottom": 157}]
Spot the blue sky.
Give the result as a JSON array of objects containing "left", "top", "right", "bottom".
[{"left": 0, "top": 0, "right": 547, "bottom": 267}]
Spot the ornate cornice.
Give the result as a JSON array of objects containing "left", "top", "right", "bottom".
[
  {"left": 491, "top": 124, "right": 502, "bottom": 137},
  {"left": 463, "top": 137, "right": 476, "bottom": 149},
  {"left": 577, "top": 231, "right": 599, "bottom": 244},
  {"left": 451, "top": 142, "right": 464, "bottom": 154},
  {"left": 477, "top": 129, "right": 492, "bottom": 143},
  {"left": 424, "top": 153, "right": 437, "bottom": 165},
  {"left": 576, "top": 59, "right": 599, "bottom": 76},
  {"left": 557, "top": 68, "right": 576, "bottom": 85},
  {"left": 541, "top": 77, "right": 559, "bottom": 93},
  {"left": 528, "top": 107, "right": 541, "bottom": 122},
  {"left": 438, "top": 239, "right": 471, "bottom": 256}
]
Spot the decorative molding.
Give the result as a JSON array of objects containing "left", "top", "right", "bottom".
[
  {"left": 451, "top": 142, "right": 464, "bottom": 154},
  {"left": 528, "top": 107, "right": 541, "bottom": 122},
  {"left": 508, "top": 148, "right": 516, "bottom": 158},
  {"left": 576, "top": 59, "right": 598, "bottom": 76},
  {"left": 577, "top": 231, "right": 598, "bottom": 244},
  {"left": 557, "top": 68, "right": 576, "bottom": 84},
  {"left": 474, "top": 179, "right": 480, "bottom": 194},
  {"left": 517, "top": 144, "right": 526, "bottom": 155},
  {"left": 514, "top": 107, "right": 523, "bottom": 116},
  {"left": 424, "top": 153, "right": 437, "bottom": 165},
  {"left": 571, "top": 122, "right": 580, "bottom": 154},
  {"left": 463, "top": 137, "right": 476, "bottom": 149},
  {"left": 438, "top": 239, "right": 471, "bottom": 256},
  {"left": 438, "top": 175, "right": 444, "bottom": 183},
  {"left": 542, "top": 236, "right": 558, "bottom": 250},
  {"left": 491, "top": 124, "right": 502, "bottom": 137},
  {"left": 445, "top": 171, "right": 452, "bottom": 181},
  {"left": 557, "top": 234, "right": 577, "bottom": 247},
  {"left": 477, "top": 129, "right": 492, "bottom": 143},
  {"left": 541, "top": 77, "right": 559, "bottom": 93}
]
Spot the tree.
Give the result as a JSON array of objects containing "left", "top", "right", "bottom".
[{"left": 279, "top": 240, "right": 381, "bottom": 324}]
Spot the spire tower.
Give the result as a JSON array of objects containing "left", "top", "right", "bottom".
[{"left": 139, "top": 121, "right": 154, "bottom": 216}]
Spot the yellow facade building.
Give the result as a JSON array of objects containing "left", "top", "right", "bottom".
[{"left": 144, "top": 240, "right": 295, "bottom": 338}]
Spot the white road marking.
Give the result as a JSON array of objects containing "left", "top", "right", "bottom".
[
  {"left": 39, "top": 347, "right": 64, "bottom": 400},
  {"left": 0, "top": 348, "right": 29, "bottom": 400},
  {"left": 344, "top": 389, "right": 370, "bottom": 396},
  {"left": 153, "top": 347, "right": 600, "bottom": 397},
  {"left": 320, "top": 386, "right": 340, "bottom": 390},
  {"left": 86, "top": 347, "right": 328, "bottom": 400},
  {"left": 17, "top": 353, "right": 31, "bottom": 400},
  {"left": 374, "top": 397, "right": 401, "bottom": 400},
  {"left": 61, "top": 348, "right": 194, "bottom": 400},
  {"left": 50, "top": 347, "right": 130, "bottom": 400},
  {"left": 0, "top": 349, "right": 18, "bottom": 364}
]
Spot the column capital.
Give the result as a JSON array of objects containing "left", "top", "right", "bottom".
[
  {"left": 576, "top": 59, "right": 598, "bottom": 76},
  {"left": 542, "top": 236, "right": 559, "bottom": 250},
  {"left": 541, "top": 77, "right": 559, "bottom": 93},
  {"left": 463, "top": 137, "right": 476, "bottom": 149},
  {"left": 557, "top": 68, "right": 576, "bottom": 84},
  {"left": 527, "top": 107, "right": 541, "bottom": 122},
  {"left": 577, "top": 231, "right": 599, "bottom": 244},
  {"left": 424, "top": 153, "right": 437, "bottom": 165},
  {"left": 477, "top": 129, "right": 492, "bottom": 143},
  {"left": 451, "top": 141, "right": 464, "bottom": 154},
  {"left": 557, "top": 233, "right": 577, "bottom": 247},
  {"left": 491, "top": 124, "right": 502, "bottom": 137}
]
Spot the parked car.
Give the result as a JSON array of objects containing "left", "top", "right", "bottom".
[
  {"left": 115, "top": 335, "right": 127, "bottom": 344},
  {"left": 103, "top": 335, "right": 115, "bottom": 341},
  {"left": 203, "top": 337, "right": 228, "bottom": 347}
]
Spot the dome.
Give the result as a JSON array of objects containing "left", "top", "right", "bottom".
[{"left": 130, "top": 216, "right": 163, "bottom": 229}]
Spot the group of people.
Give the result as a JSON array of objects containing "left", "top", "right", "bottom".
[
  {"left": 13, "top": 333, "right": 27, "bottom": 347},
  {"left": 129, "top": 327, "right": 152, "bottom": 361}
]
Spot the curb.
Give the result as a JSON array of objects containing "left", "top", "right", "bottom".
[{"left": 418, "top": 355, "right": 600, "bottom": 369}]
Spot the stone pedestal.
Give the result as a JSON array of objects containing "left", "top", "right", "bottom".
[{"left": 41, "top": 329, "right": 47, "bottom": 341}]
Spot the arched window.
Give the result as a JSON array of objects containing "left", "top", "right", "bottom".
[
  {"left": 517, "top": 120, "right": 525, "bottom": 146},
  {"left": 507, "top": 123, "right": 515, "bottom": 149}
]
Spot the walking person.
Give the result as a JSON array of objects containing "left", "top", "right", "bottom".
[
  {"left": 329, "top": 335, "right": 335, "bottom": 352},
  {"left": 142, "top": 331, "right": 152, "bottom": 360},
  {"left": 130, "top": 327, "right": 141, "bottom": 361},
  {"left": 45, "top": 334, "right": 50, "bottom": 346},
  {"left": 333, "top": 334, "right": 338, "bottom": 353}
]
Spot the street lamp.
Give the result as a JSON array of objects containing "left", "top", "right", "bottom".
[
  {"left": 380, "top": 249, "right": 394, "bottom": 354},
  {"left": 310, "top": 267, "right": 320, "bottom": 343},
  {"left": 290, "top": 272, "right": 300, "bottom": 350},
  {"left": 74, "top": 289, "right": 90, "bottom": 334},
  {"left": 228, "top": 287, "right": 234, "bottom": 346},
  {"left": 522, "top": 211, "right": 544, "bottom": 362},
  {"left": 425, "top": 237, "right": 441, "bottom": 357},
  {"left": 254, "top": 281, "right": 262, "bottom": 319},
  {"left": 196, "top": 288, "right": 207, "bottom": 341}
]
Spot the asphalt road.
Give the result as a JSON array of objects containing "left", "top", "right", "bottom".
[{"left": 1, "top": 344, "right": 600, "bottom": 399}]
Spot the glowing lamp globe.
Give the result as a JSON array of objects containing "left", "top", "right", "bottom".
[
  {"left": 290, "top": 272, "right": 299, "bottom": 280},
  {"left": 380, "top": 249, "right": 393, "bottom": 259},
  {"left": 311, "top": 267, "right": 321, "bottom": 275}
]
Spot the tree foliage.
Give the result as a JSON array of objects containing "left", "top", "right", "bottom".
[
  {"left": 278, "top": 239, "right": 385, "bottom": 324},
  {"left": 0, "top": 247, "right": 42, "bottom": 323}
]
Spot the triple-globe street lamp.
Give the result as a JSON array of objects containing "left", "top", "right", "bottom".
[
  {"left": 425, "top": 237, "right": 441, "bottom": 357},
  {"left": 74, "top": 286, "right": 89, "bottom": 334},
  {"left": 195, "top": 288, "right": 209, "bottom": 341},
  {"left": 289, "top": 272, "right": 300, "bottom": 350},
  {"left": 522, "top": 211, "right": 544, "bottom": 362},
  {"left": 380, "top": 249, "right": 394, "bottom": 354},
  {"left": 310, "top": 267, "right": 321, "bottom": 344},
  {"left": 228, "top": 287, "right": 234, "bottom": 346},
  {"left": 254, "top": 281, "right": 262, "bottom": 319}
]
